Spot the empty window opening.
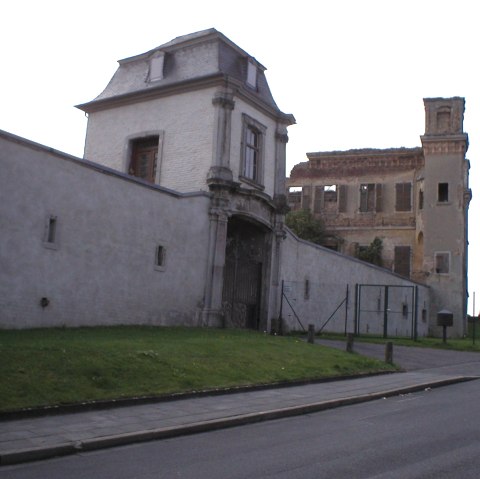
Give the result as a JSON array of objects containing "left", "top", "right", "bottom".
[
  {"left": 288, "top": 187, "right": 302, "bottom": 210},
  {"left": 402, "top": 303, "right": 408, "bottom": 318},
  {"left": 324, "top": 185, "right": 337, "bottom": 202},
  {"left": 129, "top": 136, "right": 159, "bottom": 183},
  {"left": 360, "top": 184, "right": 382, "bottom": 212},
  {"left": 395, "top": 183, "right": 412, "bottom": 211},
  {"left": 435, "top": 252, "right": 450, "bottom": 274},
  {"left": 438, "top": 183, "right": 449, "bottom": 203},
  {"left": 301, "top": 185, "right": 311, "bottom": 211}
]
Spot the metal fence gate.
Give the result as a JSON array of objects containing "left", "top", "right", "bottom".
[{"left": 355, "top": 284, "right": 418, "bottom": 338}]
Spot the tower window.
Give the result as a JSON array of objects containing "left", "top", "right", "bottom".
[
  {"left": 435, "top": 252, "right": 450, "bottom": 274},
  {"left": 436, "top": 108, "right": 451, "bottom": 133},
  {"left": 438, "top": 183, "right": 449, "bottom": 203}
]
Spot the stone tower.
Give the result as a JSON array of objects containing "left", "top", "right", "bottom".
[{"left": 420, "top": 97, "right": 470, "bottom": 336}]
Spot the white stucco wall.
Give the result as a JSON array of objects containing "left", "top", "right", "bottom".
[
  {"left": 0, "top": 133, "right": 211, "bottom": 328},
  {"left": 280, "top": 229, "right": 430, "bottom": 337},
  {"left": 83, "top": 88, "right": 217, "bottom": 193}
]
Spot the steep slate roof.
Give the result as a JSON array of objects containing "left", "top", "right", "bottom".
[{"left": 77, "top": 28, "right": 290, "bottom": 120}]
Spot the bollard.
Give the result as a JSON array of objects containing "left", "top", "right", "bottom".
[
  {"left": 307, "top": 324, "right": 315, "bottom": 344},
  {"left": 346, "top": 333, "right": 354, "bottom": 353},
  {"left": 385, "top": 341, "right": 393, "bottom": 364}
]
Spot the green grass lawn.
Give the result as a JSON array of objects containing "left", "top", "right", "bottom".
[{"left": 0, "top": 326, "right": 395, "bottom": 412}]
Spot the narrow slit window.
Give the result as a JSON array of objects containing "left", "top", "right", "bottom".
[
  {"left": 47, "top": 217, "right": 57, "bottom": 243},
  {"left": 156, "top": 246, "right": 165, "bottom": 267},
  {"left": 304, "top": 279, "right": 310, "bottom": 300},
  {"left": 43, "top": 215, "right": 59, "bottom": 250},
  {"left": 155, "top": 245, "right": 166, "bottom": 270}
]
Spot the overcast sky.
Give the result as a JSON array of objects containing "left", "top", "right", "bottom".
[{"left": 2, "top": 0, "right": 478, "bottom": 314}]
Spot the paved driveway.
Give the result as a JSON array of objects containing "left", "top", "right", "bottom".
[{"left": 316, "top": 339, "right": 480, "bottom": 376}]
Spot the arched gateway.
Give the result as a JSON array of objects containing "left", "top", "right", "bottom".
[{"left": 223, "top": 216, "right": 270, "bottom": 329}]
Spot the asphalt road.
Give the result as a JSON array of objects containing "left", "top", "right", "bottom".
[{"left": 2, "top": 376, "right": 480, "bottom": 478}]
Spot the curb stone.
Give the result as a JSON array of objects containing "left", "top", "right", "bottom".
[{"left": 0, "top": 375, "right": 476, "bottom": 466}]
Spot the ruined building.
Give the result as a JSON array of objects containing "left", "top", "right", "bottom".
[{"left": 288, "top": 97, "right": 471, "bottom": 335}]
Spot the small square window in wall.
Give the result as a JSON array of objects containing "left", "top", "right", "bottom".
[
  {"left": 43, "top": 215, "right": 59, "bottom": 250},
  {"left": 154, "top": 245, "right": 166, "bottom": 271},
  {"left": 434, "top": 252, "right": 450, "bottom": 274}
]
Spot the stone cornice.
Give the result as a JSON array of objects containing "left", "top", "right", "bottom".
[
  {"left": 291, "top": 149, "right": 424, "bottom": 179},
  {"left": 76, "top": 73, "right": 226, "bottom": 113},
  {"left": 420, "top": 134, "right": 469, "bottom": 155},
  {"left": 76, "top": 73, "right": 295, "bottom": 125},
  {"left": 307, "top": 147, "right": 423, "bottom": 160}
]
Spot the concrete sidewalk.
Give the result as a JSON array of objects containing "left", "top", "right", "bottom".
[{"left": 0, "top": 370, "right": 474, "bottom": 466}]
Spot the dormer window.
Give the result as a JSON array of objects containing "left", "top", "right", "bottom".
[
  {"left": 246, "top": 60, "right": 257, "bottom": 88},
  {"left": 149, "top": 53, "right": 165, "bottom": 82}
]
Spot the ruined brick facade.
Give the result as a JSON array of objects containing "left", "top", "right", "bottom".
[{"left": 287, "top": 98, "right": 471, "bottom": 336}]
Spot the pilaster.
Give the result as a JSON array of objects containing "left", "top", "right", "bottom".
[{"left": 208, "top": 89, "right": 235, "bottom": 183}]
